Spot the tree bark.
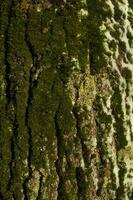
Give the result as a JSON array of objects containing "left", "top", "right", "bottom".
[{"left": 0, "top": 0, "right": 133, "bottom": 199}]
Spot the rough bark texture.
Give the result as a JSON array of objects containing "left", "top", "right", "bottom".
[{"left": 0, "top": 0, "right": 133, "bottom": 199}]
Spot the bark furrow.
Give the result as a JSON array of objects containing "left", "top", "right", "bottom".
[{"left": 0, "top": 0, "right": 133, "bottom": 199}]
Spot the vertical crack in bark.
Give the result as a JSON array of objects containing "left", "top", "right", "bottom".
[
  {"left": 4, "top": 0, "right": 13, "bottom": 108},
  {"left": 25, "top": 69, "right": 33, "bottom": 175},
  {"left": 0, "top": 193, "right": 4, "bottom": 200},
  {"left": 76, "top": 167, "right": 87, "bottom": 200},
  {"left": 23, "top": 8, "right": 34, "bottom": 199},
  {"left": 13, "top": 191, "right": 16, "bottom": 200},
  {"left": 8, "top": 136, "right": 14, "bottom": 192},
  {"left": 3, "top": 0, "right": 19, "bottom": 196},
  {"left": 116, "top": 164, "right": 127, "bottom": 199},
  {"left": 72, "top": 84, "right": 88, "bottom": 199},
  {"left": 73, "top": 106, "right": 87, "bottom": 199},
  {"left": 87, "top": 1, "right": 110, "bottom": 191},
  {"left": 93, "top": 102, "right": 106, "bottom": 197},
  {"left": 89, "top": 43, "right": 96, "bottom": 76},
  {"left": 7, "top": 116, "right": 18, "bottom": 192},
  {"left": 54, "top": 101, "right": 63, "bottom": 200}
]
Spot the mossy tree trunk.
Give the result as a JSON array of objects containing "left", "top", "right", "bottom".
[{"left": 0, "top": 0, "right": 133, "bottom": 199}]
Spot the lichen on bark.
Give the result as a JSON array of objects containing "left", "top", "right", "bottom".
[{"left": 0, "top": 0, "right": 133, "bottom": 199}]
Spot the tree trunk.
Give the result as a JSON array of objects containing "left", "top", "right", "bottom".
[{"left": 0, "top": 0, "right": 133, "bottom": 199}]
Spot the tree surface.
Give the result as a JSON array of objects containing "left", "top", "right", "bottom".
[{"left": 0, "top": 0, "right": 133, "bottom": 199}]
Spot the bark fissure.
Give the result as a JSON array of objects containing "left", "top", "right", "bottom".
[
  {"left": 4, "top": 0, "right": 13, "bottom": 107},
  {"left": 7, "top": 116, "right": 18, "bottom": 192},
  {"left": 72, "top": 106, "right": 87, "bottom": 198},
  {"left": 3, "top": 1, "right": 20, "bottom": 196},
  {"left": 0, "top": 193, "right": 4, "bottom": 200},
  {"left": 23, "top": 9, "right": 35, "bottom": 199},
  {"left": 94, "top": 115, "right": 106, "bottom": 196},
  {"left": 0, "top": 0, "right": 133, "bottom": 199},
  {"left": 54, "top": 101, "right": 63, "bottom": 200}
]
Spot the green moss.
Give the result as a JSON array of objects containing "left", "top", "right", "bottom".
[
  {"left": 127, "top": 30, "right": 133, "bottom": 48},
  {"left": 94, "top": 95, "right": 112, "bottom": 125},
  {"left": 26, "top": 170, "right": 40, "bottom": 199},
  {"left": 78, "top": 73, "right": 96, "bottom": 110},
  {"left": 127, "top": 52, "right": 133, "bottom": 63},
  {"left": 126, "top": 105, "right": 130, "bottom": 115},
  {"left": 119, "top": 41, "right": 127, "bottom": 52},
  {"left": 28, "top": 70, "right": 61, "bottom": 168},
  {"left": 114, "top": 6, "right": 125, "bottom": 21},
  {"left": 109, "top": 71, "right": 128, "bottom": 150},
  {"left": 0, "top": 116, "right": 13, "bottom": 194},
  {"left": 110, "top": 24, "right": 121, "bottom": 40},
  {"left": 121, "top": 67, "right": 132, "bottom": 81},
  {"left": 128, "top": 0, "right": 133, "bottom": 9},
  {"left": 87, "top": 0, "right": 116, "bottom": 74},
  {"left": 76, "top": 167, "right": 87, "bottom": 200},
  {"left": 109, "top": 40, "right": 117, "bottom": 52},
  {"left": 2, "top": 0, "right": 133, "bottom": 198},
  {"left": 116, "top": 165, "right": 127, "bottom": 199}
]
